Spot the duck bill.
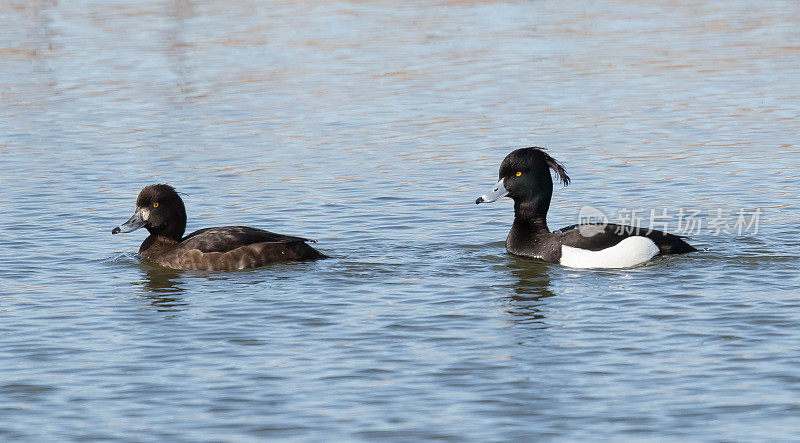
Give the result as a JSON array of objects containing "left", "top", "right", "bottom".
[
  {"left": 112, "top": 209, "right": 146, "bottom": 234},
  {"left": 475, "top": 178, "right": 508, "bottom": 204}
]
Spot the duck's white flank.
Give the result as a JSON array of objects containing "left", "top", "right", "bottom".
[{"left": 560, "top": 236, "right": 660, "bottom": 269}]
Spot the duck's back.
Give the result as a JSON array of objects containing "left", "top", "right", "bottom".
[
  {"left": 181, "top": 226, "right": 314, "bottom": 251},
  {"left": 144, "top": 226, "right": 327, "bottom": 271},
  {"left": 557, "top": 223, "right": 696, "bottom": 254}
]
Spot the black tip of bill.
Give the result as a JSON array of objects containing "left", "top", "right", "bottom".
[
  {"left": 475, "top": 197, "right": 484, "bottom": 205},
  {"left": 111, "top": 227, "right": 121, "bottom": 234}
]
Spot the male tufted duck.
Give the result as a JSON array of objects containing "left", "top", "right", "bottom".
[
  {"left": 475, "top": 148, "right": 696, "bottom": 268},
  {"left": 112, "top": 184, "right": 327, "bottom": 271}
]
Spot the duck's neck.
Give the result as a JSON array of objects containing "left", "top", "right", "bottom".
[
  {"left": 512, "top": 200, "right": 550, "bottom": 233},
  {"left": 140, "top": 234, "right": 179, "bottom": 256},
  {"left": 145, "top": 217, "right": 186, "bottom": 243}
]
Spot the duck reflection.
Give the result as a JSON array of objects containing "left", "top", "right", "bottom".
[
  {"left": 137, "top": 265, "right": 188, "bottom": 312},
  {"left": 505, "top": 257, "right": 556, "bottom": 327}
]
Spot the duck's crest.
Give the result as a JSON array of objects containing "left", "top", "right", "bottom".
[{"left": 527, "top": 147, "right": 570, "bottom": 187}]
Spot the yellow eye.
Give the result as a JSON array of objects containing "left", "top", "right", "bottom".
[
  {"left": 515, "top": 171, "right": 522, "bottom": 177},
  {"left": 153, "top": 202, "right": 159, "bottom": 208}
]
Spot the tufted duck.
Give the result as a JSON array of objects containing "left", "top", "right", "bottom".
[
  {"left": 475, "top": 148, "right": 696, "bottom": 268},
  {"left": 112, "top": 184, "right": 327, "bottom": 271}
]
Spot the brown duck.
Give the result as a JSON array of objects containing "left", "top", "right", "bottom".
[{"left": 112, "top": 184, "right": 327, "bottom": 271}]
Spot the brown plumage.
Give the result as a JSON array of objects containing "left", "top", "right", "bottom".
[{"left": 113, "top": 184, "right": 327, "bottom": 271}]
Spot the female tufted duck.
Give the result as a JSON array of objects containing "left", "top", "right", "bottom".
[
  {"left": 475, "top": 148, "right": 696, "bottom": 268},
  {"left": 112, "top": 184, "right": 327, "bottom": 271}
]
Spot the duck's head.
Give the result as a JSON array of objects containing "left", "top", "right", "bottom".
[
  {"left": 112, "top": 184, "right": 187, "bottom": 241},
  {"left": 475, "top": 147, "right": 570, "bottom": 213}
]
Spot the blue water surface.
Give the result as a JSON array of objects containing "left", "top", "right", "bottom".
[{"left": 1, "top": 0, "right": 799, "bottom": 440}]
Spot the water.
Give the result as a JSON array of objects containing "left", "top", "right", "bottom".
[{"left": 2, "top": 0, "right": 799, "bottom": 440}]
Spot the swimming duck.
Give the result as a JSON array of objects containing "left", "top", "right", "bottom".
[
  {"left": 476, "top": 148, "right": 696, "bottom": 268},
  {"left": 112, "top": 184, "right": 327, "bottom": 271}
]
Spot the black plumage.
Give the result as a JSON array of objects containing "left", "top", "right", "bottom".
[{"left": 476, "top": 147, "right": 696, "bottom": 264}]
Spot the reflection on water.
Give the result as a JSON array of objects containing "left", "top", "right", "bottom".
[
  {"left": 137, "top": 265, "right": 188, "bottom": 311},
  {"left": 139, "top": 265, "right": 183, "bottom": 293},
  {"left": 506, "top": 258, "right": 555, "bottom": 327},
  {"left": 509, "top": 258, "right": 554, "bottom": 297}
]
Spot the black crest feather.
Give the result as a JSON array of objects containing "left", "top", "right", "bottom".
[{"left": 528, "top": 147, "right": 570, "bottom": 187}]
